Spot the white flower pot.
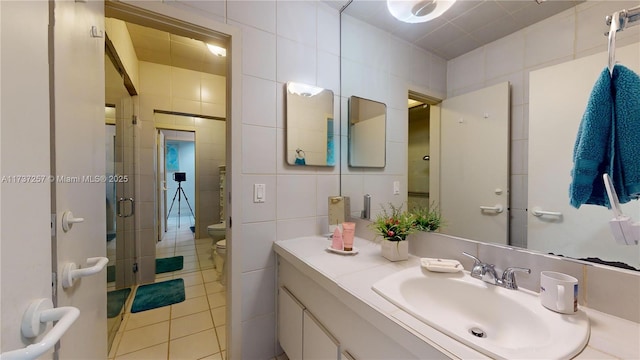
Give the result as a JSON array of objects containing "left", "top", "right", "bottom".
[{"left": 381, "top": 239, "right": 408, "bottom": 261}]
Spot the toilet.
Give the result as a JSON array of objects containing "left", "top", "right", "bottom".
[{"left": 207, "top": 223, "right": 226, "bottom": 275}]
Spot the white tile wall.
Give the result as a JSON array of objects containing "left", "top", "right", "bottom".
[
  {"left": 242, "top": 75, "right": 277, "bottom": 127},
  {"left": 241, "top": 125, "right": 277, "bottom": 174},
  {"left": 233, "top": 23, "right": 277, "bottom": 81},
  {"left": 240, "top": 312, "right": 276, "bottom": 360},
  {"left": 241, "top": 267, "right": 276, "bottom": 321},
  {"left": 339, "top": 13, "right": 448, "bottom": 223},
  {"left": 276, "top": 37, "right": 317, "bottom": 85},
  {"left": 241, "top": 221, "right": 277, "bottom": 273},
  {"left": 276, "top": 1, "right": 317, "bottom": 46},
  {"left": 228, "top": 1, "right": 276, "bottom": 33},
  {"left": 276, "top": 175, "right": 317, "bottom": 219}
]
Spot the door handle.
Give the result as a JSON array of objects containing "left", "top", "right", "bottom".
[
  {"left": 531, "top": 207, "right": 562, "bottom": 217},
  {"left": 0, "top": 299, "right": 79, "bottom": 360},
  {"left": 117, "top": 198, "right": 135, "bottom": 218},
  {"left": 61, "top": 210, "right": 84, "bottom": 232},
  {"left": 480, "top": 204, "right": 503, "bottom": 213},
  {"left": 61, "top": 256, "right": 109, "bottom": 289}
]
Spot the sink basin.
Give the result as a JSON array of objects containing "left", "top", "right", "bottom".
[{"left": 372, "top": 266, "right": 590, "bottom": 359}]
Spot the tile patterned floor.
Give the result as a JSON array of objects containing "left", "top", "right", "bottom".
[{"left": 108, "top": 216, "right": 226, "bottom": 360}]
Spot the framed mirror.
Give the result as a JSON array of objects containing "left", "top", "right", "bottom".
[
  {"left": 285, "top": 82, "right": 335, "bottom": 167},
  {"left": 348, "top": 96, "right": 386, "bottom": 168}
]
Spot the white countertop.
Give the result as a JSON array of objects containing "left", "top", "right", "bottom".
[{"left": 274, "top": 236, "right": 640, "bottom": 359}]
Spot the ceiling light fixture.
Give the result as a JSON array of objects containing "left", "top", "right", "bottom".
[
  {"left": 206, "top": 44, "right": 227, "bottom": 57},
  {"left": 387, "top": 0, "right": 457, "bottom": 24}
]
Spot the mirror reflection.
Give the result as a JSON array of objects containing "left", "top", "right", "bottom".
[
  {"left": 339, "top": 0, "right": 640, "bottom": 270},
  {"left": 348, "top": 96, "right": 387, "bottom": 168},
  {"left": 286, "top": 82, "right": 335, "bottom": 166}
]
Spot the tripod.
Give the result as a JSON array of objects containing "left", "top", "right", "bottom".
[{"left": 166, "top": 180, "right": 195, "bottom": 228}]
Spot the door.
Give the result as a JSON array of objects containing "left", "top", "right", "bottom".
[
  {"left": 53, "top": 1, "right": 107, "bottom": 358},
  {"left": 528, "top": 43, "right": 640, "bottom": 266},
  {"left": 302, "top": 310, "right": 340, "bottom": 360},
  {"left": 439, "top": 82, "right": 510, "bottom": 244},
  {"left": 0, "top": 1, "right": 55, "bottom": 355}
]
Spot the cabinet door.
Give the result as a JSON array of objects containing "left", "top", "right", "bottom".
[
  {"left": 279, "top": 287, "right": 304, "bottom": 360},
  {"left": 303, "top": 310, "right": 340, "bottom": 360}
]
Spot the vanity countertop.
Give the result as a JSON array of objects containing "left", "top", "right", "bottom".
[{"left": 274, "top": 236, "right": 640, "bottom": 360}]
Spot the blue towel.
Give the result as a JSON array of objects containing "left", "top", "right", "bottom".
[{"left": 570, "top": 65, "right": 640, "bottom": 208}]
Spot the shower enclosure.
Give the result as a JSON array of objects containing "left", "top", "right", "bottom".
[{"left": 105, "top": 45, "right": 137, "bottom": 351}]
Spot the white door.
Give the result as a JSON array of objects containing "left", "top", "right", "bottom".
[
  {"left": 53, "top": 0, "right": 107, "bottom": 358},
  {"left": 528, "top": 43, "right": 640, "bottom": 267},
  {"left": 0, "top": 1, "right": 55, "bottom": 356},
  {"left": 439, "top": 82, "right": 510, "bottom": 244}
]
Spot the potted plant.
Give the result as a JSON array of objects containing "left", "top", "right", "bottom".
[
  {"left": 370, "top": 203, "right": 416, "bottom": 261},
  {"left": 411, "top": 202, "right": 443, "bottom": 232}
]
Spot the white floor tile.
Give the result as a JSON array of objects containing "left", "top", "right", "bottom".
[
  {"left": 169, "top": 329, "right": 220, "bottom": 359},
  {"left": 116, "top": 321, "right": 170, "bottom": 356},
  {"left": 170, "top": 310, "right": 214, "bottom": 340}
]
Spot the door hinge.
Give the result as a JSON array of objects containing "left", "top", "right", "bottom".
[
  {"left": 133, "top": 262, "right": 139, "bottom": 273},
  {"left": 132, "top": 115, "right": 138, "bottom": 125},
  {"left": 51, "top": 214, "right": 56, "bottom": 237},
  {"left": 229, "top": 217, "right": 232, "bottom": 228}
]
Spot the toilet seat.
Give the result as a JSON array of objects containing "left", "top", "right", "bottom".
[{"left": 215, "top": 239, "right": 226, "bottom": 250}]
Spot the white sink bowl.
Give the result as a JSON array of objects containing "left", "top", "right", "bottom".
[{"left": 372, "top": 266, "right": 590, "bottom": 359}]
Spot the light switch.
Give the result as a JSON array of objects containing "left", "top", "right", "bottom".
[
  {"left": 254, "top": 184, "right": 266, "bottom": 203},
  {"left": 393, "top": 181, "right": 400, "bottom": 195}
]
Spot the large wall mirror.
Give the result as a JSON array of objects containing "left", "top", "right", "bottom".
[
  {"left": 286, "top": 82, "right": 335, "bottom": 167},
  {"left": 348, "top": 96, "right": 386, "bottom": 168},
  {"left": 339, "top": 1, "right": 640, "bottom": 271}
]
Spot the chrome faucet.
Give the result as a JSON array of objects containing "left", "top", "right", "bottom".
[{"left": 462, "top": 252, "right": 531, "bottom": 290}]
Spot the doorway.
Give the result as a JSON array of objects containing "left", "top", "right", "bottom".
[
  {"left": 407, "top": 101, "right": 431, "bottom": 211},
  {"left": 407, "top": 92, "right": 441, "bottom": 212},
  {"left": 162, "top": 130, "right": 196, "bottom": 234},
  {"left": 104, "top": 2, "right": 231, "bottom": 358}
]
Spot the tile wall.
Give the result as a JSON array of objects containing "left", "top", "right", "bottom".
[
  {"left": 225, "top": 2, "right": 341, "bottom": 358},
  {"left": 340, "top": 12, "right": 448, "bottom": 219}
]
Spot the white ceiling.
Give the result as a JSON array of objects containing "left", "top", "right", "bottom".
[
  {"left": 124, "top": 22, "right": 227, "bottom": 77},
  {"left": 333, "top": 0, "right": 584, "bottom": 60},
  {"left": 121, "top": 0, "right": 585, "bottom": 75}
]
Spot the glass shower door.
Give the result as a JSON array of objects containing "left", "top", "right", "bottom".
[{"left": 105, "top": 50, "right": 136, "bottom": 352}]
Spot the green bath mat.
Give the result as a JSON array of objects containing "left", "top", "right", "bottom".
[
  {"left": 131, "top": 278, "right": 185, "bottom": 313},
  {"left": 155, "top": 256, "right": 184, "bottom": 274},
  {"left": 107, "top": 265, "right": 116, "bottom": 283},
  {"left": 107, "top": 288, "right": 131, "bottom": 318}
]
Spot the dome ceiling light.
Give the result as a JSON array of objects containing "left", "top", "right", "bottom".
[{"left": 387, "top": 0, "right": 457, "bottom": 23}]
